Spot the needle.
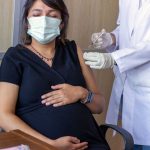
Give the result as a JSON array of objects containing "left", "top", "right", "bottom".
[{"left": 92, "top": 29, "right": 105, "bottom": 44}]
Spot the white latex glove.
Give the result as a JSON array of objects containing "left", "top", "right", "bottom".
[
  {"left": 83, "top": 52, "right": 114, "bottom": 69},
  {"left": 91, "top": 29, "right": 113, "bottom": 49}
]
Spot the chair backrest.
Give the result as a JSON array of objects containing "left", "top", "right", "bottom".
[{"left": 100, "top": 124, "right": 134, "bottom": 150}]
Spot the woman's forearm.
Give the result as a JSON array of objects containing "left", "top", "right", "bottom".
[
  {"left": 85, "top": 93, "right": 105, "bottom": 114},
  {"left": 0, "top": 113, "right": 54, "bottom": 145},
  {"left": 78, "top": 87, "right": 105, "bottom": 114}
]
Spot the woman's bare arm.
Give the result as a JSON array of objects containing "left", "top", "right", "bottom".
[
  {"left": 0, "top": 82, "right": 54, "bottom": 144},
  {"left": 77, "top": 46, "right": 106, "bottom": 114}
]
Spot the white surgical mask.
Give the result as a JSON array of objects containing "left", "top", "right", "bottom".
[{"left": 27, "top": 16, "right": 61, "bottom": 44}]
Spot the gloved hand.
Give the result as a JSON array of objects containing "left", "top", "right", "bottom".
[
  {"left": 91, "top": 29, "right": 113, "bottom": 49},
  {"left": 83, "top": 52, "right": 115, "bottom": 69}
]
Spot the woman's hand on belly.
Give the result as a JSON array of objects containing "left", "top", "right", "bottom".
[
  {"left": 52, "top": 136, "right": 88, "bottom": 150},
  {"left": 41, "top": 84, "right": 88, "bottom": 107}
]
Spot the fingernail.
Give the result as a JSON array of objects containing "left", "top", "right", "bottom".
[
  {"left": 41, "top": 100, "right": 45, "bottom": 104},
  {"left": 41, "top": 95, "right": 45, "bottom": 99},
  {"left": 46, "top": 103, "right": 49, "bottom": 106}
]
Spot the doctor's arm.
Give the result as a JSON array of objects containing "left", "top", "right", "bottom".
[
  {"left": 83, "top": 12, "right": 121, "bottom": 69},
  {"left": 84, "top": 38, "right": 150, "bottom": 71},
  {"left": 112, "top": 38, "right": 150, "bottom": 73}
]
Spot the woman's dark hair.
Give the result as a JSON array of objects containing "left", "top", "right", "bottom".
[{"left": 21, "top": 0, "right": 69, "bottom": 45}]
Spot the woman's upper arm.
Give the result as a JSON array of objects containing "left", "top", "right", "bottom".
[
  {"left": 0, "top": 51, "right": 21, "bottom": 114},
  {"left": 76, "top": 45, "right": 99, "bottom": 93},
  {"left": 0, "top": 82, "right": 19, "bottom": 114}
]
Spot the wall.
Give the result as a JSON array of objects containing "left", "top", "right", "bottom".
[
  {"left": 0, "top": 0, "right": 14, "bottom": 52},
  {"left": 64, "top": 0, "right": 123, "bottom": 149}
]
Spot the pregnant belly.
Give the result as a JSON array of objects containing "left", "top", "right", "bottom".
[{"left": 19, "top": 102, "right": 100, "bottom": 141}]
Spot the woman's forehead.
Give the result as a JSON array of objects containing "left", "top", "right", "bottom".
[{"left": 30, "top": 0, "right": 56, "bottom": 11}]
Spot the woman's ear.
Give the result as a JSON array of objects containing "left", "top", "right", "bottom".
[
  {"left": 27, "top": 23, "right": 30, "bottom": 29},
  {"left": 60, "top": 22, "right": 64, "bottom": 30}
]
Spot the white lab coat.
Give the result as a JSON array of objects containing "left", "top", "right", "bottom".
[{"left": 105, "top": 0, "right": 150, "bottom": 145}]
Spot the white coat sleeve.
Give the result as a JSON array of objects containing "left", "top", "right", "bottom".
[
  {"left": 112, "top": 29, "right": 150, "bottom": 73},
  {"left": 106, "top": 26, "right": 120, "bottom": 53},
  {"left": 110, "top": 0, "right": 150, "bottom": 73}
]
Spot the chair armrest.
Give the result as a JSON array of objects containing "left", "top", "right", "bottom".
[
  {"left": 99, "top": 124, "right": 134, "bottom": 150},
  {"left": 0, "top": 128, "right": 4, "bottom": 133}
]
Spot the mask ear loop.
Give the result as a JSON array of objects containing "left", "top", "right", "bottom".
[{"left": 59, "top": 21, "right": 65, "bottom": 43}]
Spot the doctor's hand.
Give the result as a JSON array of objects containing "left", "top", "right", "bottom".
[
  {"left": 41, "top": 84, "right": 88, "bottom": 107},
  {"left": 83, "top": 52, "right": 115, "bottom": 69},
  {"left": 91, "top": 29, "right": 113, "bottom": 49}
]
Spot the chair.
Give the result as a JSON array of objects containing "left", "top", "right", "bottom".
[
  {"left": 0, "top": 128, "right": 4, "bottom": 133},
  {"left": 0, "top": 124, "right": 134, "bottom": 149},
  {"left": 100, "top": 124, "right": 134, "bottom": 150}
]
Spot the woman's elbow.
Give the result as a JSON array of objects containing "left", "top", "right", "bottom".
[
  {"left": 0, "top": 112, "right": 5, "bottom": 128},
  {"left": 0, "top": 111, "right": 13, "bottom": 131},
  {"left": 92, "top": 95, "right": 106, "bottom": 114}
]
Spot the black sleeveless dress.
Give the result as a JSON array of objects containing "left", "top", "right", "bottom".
[{"left": 0, "top": 40, "right": 110, "bottom": 150}]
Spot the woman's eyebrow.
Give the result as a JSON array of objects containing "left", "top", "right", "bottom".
[
  {"left": 32, "top": 9, "right": 58, "bottom": 13},
  {"left": 32, "top": 9, "right": 42, "bottom": 13}
]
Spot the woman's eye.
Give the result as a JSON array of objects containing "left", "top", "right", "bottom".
[
  {"left": 51, "top": 15, "right": 58, "bottom": 18},
  {"left": 33, "top": 15, "right": 39, "bottom": 17},
  {"left": 49, "top": 12, "right": 60, "bottom": 19},
  {"left": 32, "top": 14, "right": 40, "bottom": 17}
]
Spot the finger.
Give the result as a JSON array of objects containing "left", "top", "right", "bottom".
[
  {"left": 93, "top": 41, "right": 103, "bottom": 46},
  {"left": 85, "top": 55, "right": 100, "bottom": 61},
  {"left": 53, "top": 101, "right": 67, "bottom": 107},
  {"left": 68, "top": 137, "right": 80, "bottom": 144},
  {"left": 83, "top": 55, "right": 98, "bottom": 61},
  {"left": 84, "top": 52, "right": 99, "bottom": 57},
  {"left": 90, "top": 65, "right": 102, "bottom": 69},
  {"left": 42, "top": 97, "right": 63, "bottom": 105},
  {"left": 51, "top": 84, "right": 65, "bottom": 90},
  {"left": 41, "top": 90, "right": 60, "bottom": 99},
  {"left": 93, "top": 39, "right": 104, "bottom": 45},
  {"left": 91, "top": 32, "right": 99, "bottom": 38},
  {"left": 92, "top": 30, "right": 105, "bottom": 41},
  {"left": 84, "top": 57, "right": 98, "bottom": 61},
  {"left": 73, "top": 142, "right": 88, "bottom": 149},
  {"left": 92, "top": 43, "right": 103, "bottom": 51},
  {"left": 83, "top": 52, "right": 100, "bottom": 59},
  {"left": 92, "top": 36, "right": 103, "bottom": 44},
  {"left": 91, "top": 34, "right": 99, "bottom": 42},
  {"left": 92, "top": 30, "right": 106, "bottom": 43},
  {"left": 85, "top": 61, "right": 99, "bottom": 66},
  {"left": 94, "top": 38, "right": 103, "bottom": 44},
  {"left": 78, "top": 145, "right": 88, "bottom": 150},
  {"left": 42, "top": 93, "right": 63, "bottom": 101},
  {"left": 93, "top": 44, "right": 104, "bottom": 49}
]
